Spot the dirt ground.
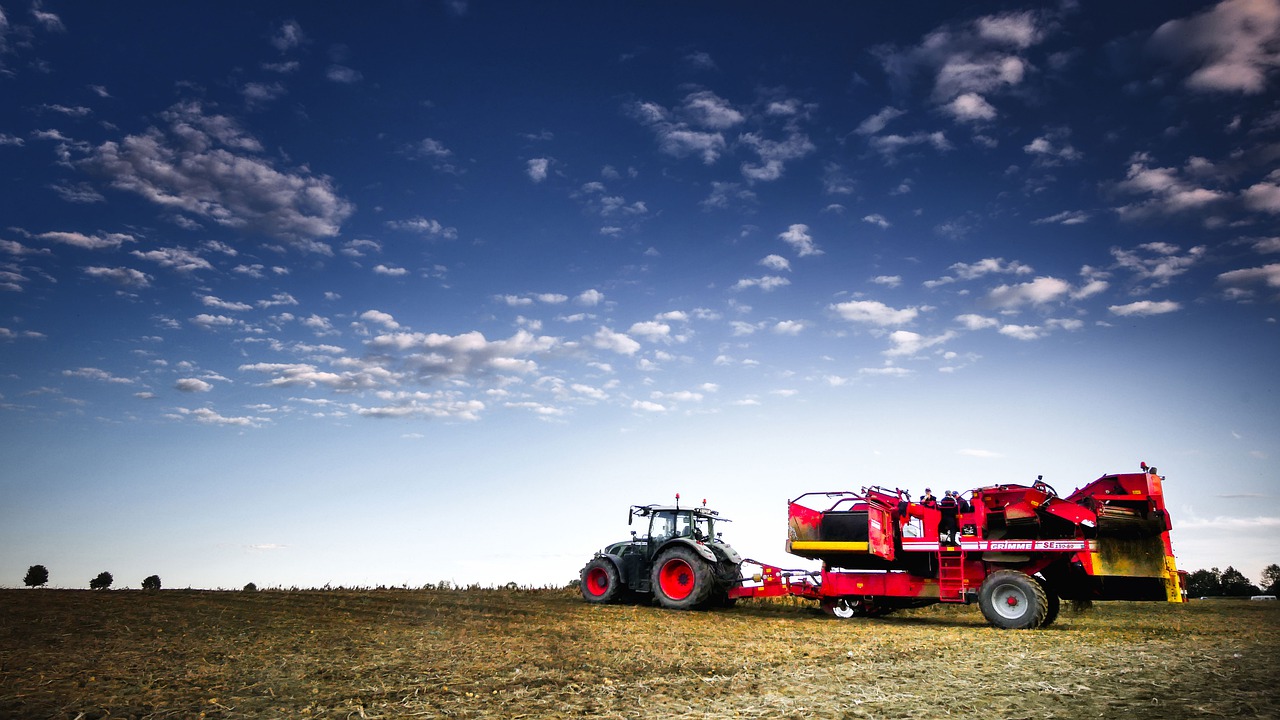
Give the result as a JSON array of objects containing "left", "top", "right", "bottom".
[{"left": 1, "top": 588, "right": 1277, "bottom": 719}]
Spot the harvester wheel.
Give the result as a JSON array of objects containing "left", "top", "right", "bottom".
[
  {"left": 580, "top": 557, "right": 622, "bottom": 604},
  {"left": 651, "top": 546, "right": 715, "bottom": 610},
  {"left": 821, "top": 598, "right": 863, "bottom": 619},
  {"left": 1034, "top": 575, "right": 1061, "bottom": 628},
  {"left": 978, "top": 569, "right": 1048, "bottom": 629}
]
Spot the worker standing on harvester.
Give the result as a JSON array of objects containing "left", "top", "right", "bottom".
[
  {"left": 921, "top": 488, "right": 937, "bottom": 508},
  {"left": 938, "top": 490, "right": 959, "bottom": 545}
]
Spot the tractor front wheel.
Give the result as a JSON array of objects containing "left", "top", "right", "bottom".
[
  {"left": 580, "top": 557, "right": 622, "bottom": 604},
  {"left": 978, "top": 569, "right": 1048, "bottom": 629},
  {"left": 651, "top": 546, "right": 715, "bottom": 610}
]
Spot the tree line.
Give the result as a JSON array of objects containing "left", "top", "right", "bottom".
[
  {"left": 20, "top": 563, "right": 1280, "bottom": 596},
  {"left": 23, "top": 565, "right": 161, "bottom": 591},
  {"left": 1185, "top": 564, "right": 1279, "bottom": 598}
]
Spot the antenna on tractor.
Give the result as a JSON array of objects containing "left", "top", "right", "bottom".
[
  {"left": 702, "top": 498, "right": 707, "bottom": 508},
  {"left": 675, "top": 493, "right": 680, "bottom": 510}
]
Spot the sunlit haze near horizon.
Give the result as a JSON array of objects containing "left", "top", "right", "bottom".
[{"left": 1, "top": 1, "right": 1278, "bottom": 591}]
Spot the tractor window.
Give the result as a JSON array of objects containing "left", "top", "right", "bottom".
[{"left": 649, "top": 513, "right": 675, "bottom": 541}]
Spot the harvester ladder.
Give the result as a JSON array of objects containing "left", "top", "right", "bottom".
[{"left": 937, "top": 547, "right": 967, "bottom": 603}]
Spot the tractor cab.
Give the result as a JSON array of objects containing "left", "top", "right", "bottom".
[{"left": 632, "top": 503, "right": 723, "bottom": 549}]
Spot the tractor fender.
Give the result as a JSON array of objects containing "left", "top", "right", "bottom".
[{"left": 658, "top": 537, "right": 718, "bottom": 564}]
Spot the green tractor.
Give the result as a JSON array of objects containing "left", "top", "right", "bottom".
[{"left": 580, "top": 497, "right": 744, "bottom": 610}]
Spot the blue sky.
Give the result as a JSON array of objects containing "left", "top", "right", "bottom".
[{"left": 2, "top": 1, "right": 1278, "bottom": 590}]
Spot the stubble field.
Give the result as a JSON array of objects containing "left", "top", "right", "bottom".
[{"left": 1, "top": 588, "right": 1277, "bottom": 719}]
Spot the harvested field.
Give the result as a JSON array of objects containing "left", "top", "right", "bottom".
[{"left": 1, "top": 588, "right": 1277, "bottom": 719}]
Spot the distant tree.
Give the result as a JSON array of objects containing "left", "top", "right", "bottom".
[
  {"left": 1186, "top": 568, "right": 1222, "bottom": 597},
  {"left": 1218, "top": 566, "right": 1260, "bottom": 596},
  {"left": 142, "top": 575, "right": 162, "bottom": 591},
  {"left": 90, "top": 571, "right": 114, "bottom": 590},
  {"left": 1262, "top": 564, "right": 1280, "bottom": 595},
  {"left": 243, "top": 582, "right": 258, "bottom": 592},
  {"left": 24, "top": 565, "right": 49, "bottom": 588}
]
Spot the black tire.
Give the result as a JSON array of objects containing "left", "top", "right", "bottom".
[
  {"left": 978, "top": 569, "right": 1048, "bottom": 629},
  {"left": 580, "top": 557, "right": 622, "bottom": 604},
  {"left": 1034, "top": 575, "right": 1061, "bottom": 628},
  {"left": 650, "top": 546, "right": 715, "bottom": 610},
  {"left": 821, "top": 598, "right": 865, "bottom": 619}
]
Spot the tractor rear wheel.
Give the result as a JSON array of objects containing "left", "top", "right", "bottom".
[
  {"left": 580, "top": 557, "right": 622, "bottom": 604},
  {"left": 978, "top": 569, "right": 1048, "bottom": 629},
  {"left": 651, "top": 546, "right": 715, "bottom": 610}
]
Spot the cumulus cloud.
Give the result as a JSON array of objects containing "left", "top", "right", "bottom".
[
  {"left": 589, "top": 327, "right": 641, "bottom": 356},
  {"left": 779, "top": 224, "right": 821, "bottom": 256},
  {"left": 1112, "top": 152, "right": 1228, "bottom": 220},
  {"left": 527, "top": 157, "right": 550, "bottom": 182},
  {"left": 831, "top": 300, "right": 920, "bottom": 326},
  {"left": 945, "top": 92, "right": 997, "bottom": 121},
  {"left": 385, "top": 216, "right": 458, "bottom": 239},
  {"left": 986, "top": 276, "right": 1072, "bottom": 308},
  {"left": 1109, "top": 300, "right": 1182, "bottom": 316},
  {"left": 1148, "top": 0, "right": 1280, "bottom": 94},
  {"left": 84, "top": 102, "right": 352, "bottom": 250},
  {"left": 628, "top": 99, "right": 727, "bottom": 164},
  {"left": 884, "top": 329, "right": 956, "bottom": 356},
  {"left": 175, "top": 378, "right": 213, "bottom": 392},
  {"left": 83, "top": 266, "right": 151, "bottom": 287},
  {"left": 1218, "top": 263, "right": 1280, "bottom": 298},
  {"left": 760, "top": 254, "right": 791, "bottom": 271},
  {"left": 132, "top": 247, "right": 213, "bottom": 273},
  {"left": 733, "top": 276, "right": 791, "bottom": 292},
  {"left": 1111, "top": 242, "right": 1206, "bottom": 289},
  {"left": 36, "top": 231, "right": 133, "bottom": 250},
  {"left": 875, "top": 9, "right": 1046, "bottom": 117}
]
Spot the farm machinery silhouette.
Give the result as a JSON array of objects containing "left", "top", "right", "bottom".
[{"left": 580, "top": 464, "right": 1184, "bottom": 628}]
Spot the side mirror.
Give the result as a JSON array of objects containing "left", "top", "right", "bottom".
[{"left": 628, "top": 509, "right": 634, "bottom": 526}]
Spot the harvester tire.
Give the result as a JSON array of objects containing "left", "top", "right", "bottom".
[
  {"left": 651, "top": 546, "right": 715, "bottom": 610},
  {"left": 580, "top": 557, "right": 622, "bottom": 604},
  {"left": 1034, "top": 575, "right": 1061, "bottom": 628},
  {"left": 978, "top": 569, "right": 1048, "bottom": 629},
  {"left": 821, "top": 598, "right": 864, "bottom": 619}
]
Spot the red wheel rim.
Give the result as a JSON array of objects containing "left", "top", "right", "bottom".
[
  {"left": 586, "top": 567, "right": 610, "bottom": 596},
  {"left": 658, "top": 558, "right": 694, "bottom": 600}
]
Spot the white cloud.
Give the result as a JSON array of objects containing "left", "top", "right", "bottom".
[
  {"left": 956, "top": 313, "right": 1000, "bottom": 330},
  {"left": 175, "top": 378, "right": 213, "bottom": 393},
  {"left": 1033, "top": 210, "right": 1090, "bottom": 225},
  {"left": 1111, "top": 243, "right": 1205, "bottom": 288},
  {"left": 831, "top": 300, "right": 920, "bottom": 326},
  {"left": 526, "top": 158, "right": 550, "bottom": 183},
  {"left": 1243, "top": 182, "right": 1280, "bottom": 213},
  {"left": 682, "top": 90, "right": 744, "bottom": 129},
  {"left": 772, "top": 320, "right": 805, "bottom": 335},
  {"left": 987, "top": 276, "right": 1072, "bottom": 308},
  {"left": 589, "top": 327, "right": 641, "bottom": 356},
  {"left": 1109, "top": 300, "right": 1182, "bottom": 316},
  {"left": 779, "top": 224, "right": 822, "bottom": 256},
  {"left": 885, "top": 329, "right": 956, "bottom": 356},
  {"left": 998, "top": 324, "right": 1046, "bottom": 340},
  {"left": 83, "top": 266, "right": 151, "bottom": 287},
  {"left": 1217, "top": 263, "right": 1280, "bottom": 297},
  {"left": 760, "top": 254, "right": 791, "bottom": 271},
  {"left": 385, "top": 217, "right": 457, "bottom": 239},
  {"left": 872, "top": 275, "right": 902, "bottom": 288},
  {"left": 1148, "top": 0, "right": 1280, "bottom": 94},
  {"left": 576, "top": 289, "right": 604, "bottom": 306},
  {"left": 628, "top": 321, "right": 671, "bottom": 342},
  {"left": 945, "top": 92, "right": 997, "bottom": 122},
  {"left": 862, "top": 214, "right": 891, "bottom": 229},
  {"left": 360, "top": 310, "right": 400, "bottom": 330},
  {"left": 37, "top": 231, "right": 133, "bottom": 250},
  {"left": 856, "top": 106, "right": 905, "bottom": 135},
  {"left": 86, "top": 102, "right": 352, "bottom": 250},
  {"left": 132, "top": 247, "right": 213, "bottom": 273},
  {"left": 733, "top": 276, "right": 791, "bottom": 292}
]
